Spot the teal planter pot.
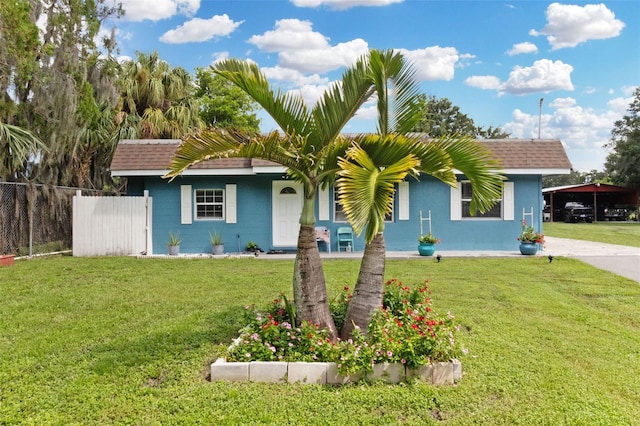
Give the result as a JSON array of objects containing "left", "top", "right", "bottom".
[
  {"left": 519, "top": 242, "right": 538, "bottom": 255},
  {"left": 418, "top": 243, "right": 436, "bottom": 256}
]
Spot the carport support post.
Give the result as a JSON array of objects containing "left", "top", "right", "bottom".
[{"left": 593, "top": 184, "right": 599, "bottom": 222}]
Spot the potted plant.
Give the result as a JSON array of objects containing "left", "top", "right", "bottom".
[
  {"left": 167, "top": 231, "right": 181, "bottom": 255},
  {"left": 417, "top": 233, "right": 440, "bottom": 256},
  {"left": 246, "top": 241, "right": 261, "bottom": 253},
  {"left": 0, "top": 254, "right": 16, "bottom": 267},
  {"left": 210, "top": 230, "right": 224, "bottom": 255},
  {"left": 517, "top": 220, "right": 545, "bottom": 255}
]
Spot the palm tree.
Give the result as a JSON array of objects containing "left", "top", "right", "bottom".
[
  {"left": 116, "top": 51, "right": 204, "bottom": 139},
  {"left": 337, "top": 134, "right": 503, "bottom": 338},
  {"left": 165, "top": 50, "right": 388, "bottom": 339},
  {"left": 336, "top": 64, "right": 505, "bottom": 338},
  {"left": 0, "top": 121, "right": 45, "bottom": 181}
]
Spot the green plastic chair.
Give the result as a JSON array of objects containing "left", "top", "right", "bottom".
[{"left": 337, "top": 226, "right": 354, "bottom": 252}]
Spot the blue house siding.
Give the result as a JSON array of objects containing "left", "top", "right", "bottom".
[
  {"left": 143, "top": 175, "right": 274, "bottom": 254},
  {"left": 127, "top": 173, "right": 544, "bottom": 254},
  {"left": 364, "top": 175, "right": 543, "bottom": 252}
]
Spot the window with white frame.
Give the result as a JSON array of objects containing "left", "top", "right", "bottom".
[
  {"left": 385, "top": 193, "right": 394, "bottom": 222},
  {"left": 333, "top": 189, "right": 347, "bottom": 222},
  {"left": 461, "top": 181, "right": 502, "bottom": 218},
  {"left": 333, "top": 187, "right": 395, "bottom": 222},
  {"left": 195, "top": 189, "right": 225, "bottom": 220}
]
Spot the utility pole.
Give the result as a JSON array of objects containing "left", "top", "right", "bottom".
[{"left": 538, "top": 98, "right": 544, "bottom": 139}]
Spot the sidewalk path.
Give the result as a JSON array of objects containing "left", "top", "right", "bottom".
[{"left": 147, "top": 237, "right": 640, "bottom": 282}]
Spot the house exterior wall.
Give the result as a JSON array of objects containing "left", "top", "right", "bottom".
[{"left": 127, "top": 173, "right": 544, "bottom": 254}]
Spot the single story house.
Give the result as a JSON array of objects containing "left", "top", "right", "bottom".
[{"left": 109, "top": 138, "right": 571, "bottom": 254}]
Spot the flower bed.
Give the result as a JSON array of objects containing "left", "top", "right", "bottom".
[{"left": 219, "top": 279, "right": 466, "bottom": 385}]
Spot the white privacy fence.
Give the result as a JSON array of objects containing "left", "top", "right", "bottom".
[{"left": 72, "top": 191, "right": 152, "bottom": 256}]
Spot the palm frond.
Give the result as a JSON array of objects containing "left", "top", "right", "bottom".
[
  {"left": 368, "top": 50, "right": 422, "bottom": 136},
  {"left": 337, "top": 141, "right": 419, "bottom": 242},
  {"left": 434, "top": 134, "right": 505, "bottom": 213},
  {"left": 164, "top": 129, "right": 309, "bottom": 181},
  {"left": 0, "top": 122, "right": 47, "bottom": 178},
  {"left": 309, "top": 52, "right": 374, "bottom": 150},
  {"left": 212, "top": 59, "right": 311, "bottom": 135},
  {"left": 315, "top": 135, "right": 352, "bottom": 189}
]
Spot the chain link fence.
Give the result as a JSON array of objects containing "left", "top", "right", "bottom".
[{"left": 0, "top": 182, "right": 109, "bottom": 256}]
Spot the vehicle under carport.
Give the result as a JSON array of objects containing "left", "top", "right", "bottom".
[{"left": 543, "top": 183, "right": 638, "bottom": 222}]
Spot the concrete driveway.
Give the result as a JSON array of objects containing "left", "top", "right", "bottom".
[
  {"left": 543, "top": 236, "right": 640, "bottom": 282},
  {"left": 325, "top": 236, "right": 640, "bottom": 282}
]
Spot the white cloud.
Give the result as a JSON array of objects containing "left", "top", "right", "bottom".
[
  {"left": 279, "top": 39, "right": 369, "bottom": 73},
  {"left": 249, "top": 19, "right": 369, "bottom": 74},
  {"left": 261, "top": 66, "right": 329, "bottom": 87},
  {"left": 465, "top": 75, "right": 501, "bottom": 90},
  {"left": 399, "top": 46, "right": 460, "bottom": 81},
  {"left": 261, "top": 66, "right": 305, "bottom": 82},
  {"left": 607, "top": 93, "right": 635, "bottom": 115},
  {"left": 504, "top": 96, "right": 623, "bottom": 170},
  {"left": 501, "top": 59, "right": 574, "bottom": 95},
  {"left": 549, "top": 97, "right": 576, "bottom": 109},
  {"left": 209, "top": 51, "right": 230, "bottom": 66},
  {"left": 530, "top": 3, "right": 625, "bottom": 50},
  {"left": 119, "top": 0, "right": 199, "bottom": 22},
  {"left": 159, "top": 14, "right": 242, "bottom": 44},
  {"left": 353, "top": 102, "right": 379, "bottom": 121},
  {"left": 291, "top": 0, "right": 403, "bottom": 10},
  {"left": 248, "top": 19, "right": 329, "bottom": 52},
  {"left": 117, "top": 56, "right": 134, "bottom": 64},
  {"left": 295, "top": 82, "right": 334, "bottom": 107},
  {"left": 506, "top": 42, "right": 538, "bottom": 56}
]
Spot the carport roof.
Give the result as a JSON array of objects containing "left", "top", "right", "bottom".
[
  {"left": 543, "top": 183, "right": 637, "bottom": 193},
  {"left": 110, "top": 138, "right": 572, "bottom": 177}
]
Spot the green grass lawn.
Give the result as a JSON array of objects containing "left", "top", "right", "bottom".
[
  {"left": 1, "top": 256, "right": 639, "bottom": 425},
  {"left": 543, "top": 221, "right": 640, "bottom": 247}
]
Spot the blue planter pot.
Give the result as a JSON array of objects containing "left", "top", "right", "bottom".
[
  {"left": 519, "top": 242, "right": 538, "bottom": 255},
  {"left": 418, "top": 243, "right": 436, "bottom": 256}
]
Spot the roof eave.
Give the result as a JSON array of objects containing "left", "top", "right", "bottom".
[
  {"left": 111, "top": 165, "right": 288, "bottom": 178},
  {"left": 504, "top": 168, "right": 571, "bottom": 175}
]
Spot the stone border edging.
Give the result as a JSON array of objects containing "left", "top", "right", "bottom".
[{"left": 211, "top": 358, "right": 462, "bottom": 385}]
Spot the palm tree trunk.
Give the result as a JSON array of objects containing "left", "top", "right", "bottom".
[
  {"left": 340, "top": 232, "right": 386, "bottom": 340},
  {"left": 293, "top": 224, "right": 338, "bottom": 340}
]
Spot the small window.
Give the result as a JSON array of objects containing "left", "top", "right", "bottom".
[
  {"left": 461, "top": 182, "right": 502, "bottom": 218},
  {"left": 334, "top": 189, "right": 347, "bottom": 222},
  {"left": 280, "top": 186, "right": 297, "bottom": 195},
  {"left": 195, "top": 189, "right": 225, "bottom": 220},
  {"left": 385, "top": 192, "right": 395, "bottom": 222},
  {"left": 333, "top": 187, "right": 394, "bottom": 222}
]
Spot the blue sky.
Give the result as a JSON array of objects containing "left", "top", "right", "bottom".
[{"left": 105, "top": 0, "right": 639, "bottom": 172}]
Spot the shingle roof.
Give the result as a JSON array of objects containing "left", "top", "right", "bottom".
[
  {"left": 481, "top": 139, "right": 571, "bottom": 171},
  {"left": 110, "top": 138, "right": 572, "bottom": 176}
]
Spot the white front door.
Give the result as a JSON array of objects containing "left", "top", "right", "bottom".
[{"left": 272, "top": 181, "right": 303, "bottom": 247}]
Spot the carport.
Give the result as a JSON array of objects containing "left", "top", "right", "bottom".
[{"left": 543, "top": 183, "right": 638, "bottom": 222}]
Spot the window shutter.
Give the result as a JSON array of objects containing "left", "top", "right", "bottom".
[
  {"left": 398, "top": 181, "right": 409, "bottom": 220},
  {"left": 503, "top": 181, "right": 514, "bottom": 221},
  {"left": 318, "top": 187, "right": 329, "bottom": 221},
  {"left": 450, "top": 184, "right": 461, "bottom": 221},
  {"left": 180, "top": 185, "right": 192, "bottom": 225},
  {"left": 225, "top": 184, "right": 237, "bottom": 224}
]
